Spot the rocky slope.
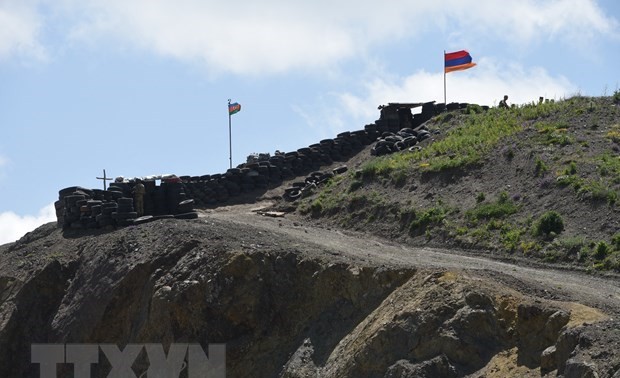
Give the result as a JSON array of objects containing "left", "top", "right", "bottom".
[{"left": 1, "top": 212, "right": 619, "bottom": 377}]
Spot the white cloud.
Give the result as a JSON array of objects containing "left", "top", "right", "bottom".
[
  {"left": 436, "top": 0, "right": 619, "bottom": 47},
  {"left": 55, "top": 0, "right": 617, "bottom": 75},
  {"left": 1, "top": 1, "right": 617, "bottom": 70},
  {"left": 0, "top": 0, "right": 47, "bottom": 61},
  {"left": 0, "top": 203, "right": 56, "bottom": 245}
]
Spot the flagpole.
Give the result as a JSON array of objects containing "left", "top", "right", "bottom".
[
  {"left": 228, "top": 99, "right": 232, "bottom": 169},
  {"left": 443, "top": 50, "right": 446, "bottom": 105}
]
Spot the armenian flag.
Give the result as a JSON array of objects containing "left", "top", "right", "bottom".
[
  {"left": 444, "top": 50, "right": 476, "bottom": 73},
  {"left": 228, "top": 102, "right": 241, "bottom": 115}
]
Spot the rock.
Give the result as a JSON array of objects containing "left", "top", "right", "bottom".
[
  {"left": 564, "top": 358, "right": 599, "bottom": 378},
  {"left": 385, "top": 355, "right": 458, "bottom": 378},
  {"left": 540, "top": 345, "right": 557, "bottom": 375}
]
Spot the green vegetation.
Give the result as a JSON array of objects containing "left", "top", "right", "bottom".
[
  {"left": 466, "top": 191, "right": 519, "bottom": 222},
  {"left": 598, "top": 153, "right": 620, "bottom": 183},
  {"left": 407, "top": 206, "right": 449, "bottom": 236},
  {"left": 361, "top": 107, "right": 522, "bottom": 178},
  {"left": 534, "top": 211, "right": 564, "bottom": 236},
  {"left": 555, "top": 156, "right": 619, "bottom": 205},
  {"left": 594, "top": 241, "right": 611, "bottom": 260},
  {"left": 534, "top": 157, "right": 548, "bottom": 176},
  {"left": 534, "top": 121, "right": 574, "bottom": 146}
]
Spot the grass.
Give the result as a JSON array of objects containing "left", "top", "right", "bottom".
[
  {"left": 534, "top": 121, "right": 575, "bottom": 146},
  {"left": 598, "top": 153, "right": 620, "bottom": 183},
  {"left": 466, "top": 191, "right": 519, "bottom": 222},
  {"left": 555, "top": 156, "right": 619, "bottom": 205},
  {"left": 361, "top": 107, "right": 523, "bottom": 178},
  {"left": 407, "top": 206, "right": 450, "bottom": 236},
  {"left": 534, "top": 157, "right": 548, "bottom": 176}
]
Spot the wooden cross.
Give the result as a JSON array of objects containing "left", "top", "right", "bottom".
[{"left": 96, "top": 169, "right": 114, "bottom": 190}]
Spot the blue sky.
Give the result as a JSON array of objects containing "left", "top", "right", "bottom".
[{"left": 1, "top": 0, "right": 619, "bottom": 243}]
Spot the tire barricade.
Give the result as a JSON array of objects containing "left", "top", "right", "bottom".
[
  {"left": 371, "top": 127, "right": 433, "bottom": 156},
  {"left": 56, "top": 181, "right": 198, "bottom": 230},
  {"left": 282, "top": 166, "right": 348, "bottom": 201},
  {"left": 55, "top": 100, "right": 478, "bottom": 229}
]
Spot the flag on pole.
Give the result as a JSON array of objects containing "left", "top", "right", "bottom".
[
  {"left": 444, "top": 50, "right": 476, "bottom": 73},
  {"left": 228, "top": 102, "right": 241, "bottom": 115}
]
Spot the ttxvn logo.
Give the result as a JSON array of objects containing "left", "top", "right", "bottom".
[{"left": 31, "top": 343, "right": 225, "bottom": 378}]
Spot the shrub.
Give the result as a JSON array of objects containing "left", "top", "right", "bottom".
[
  {"left": 612, "top": 233, "right": 620, "bottom": 250},
  {"left": 534, "top": 158, "right": 548, "bottom": 176},
  {"left": 408, "top": 207, "right": 447, "bottom": 236},
  {"left": 534, "top": 211, "right": 564, "bottom": 236},
  {"left": 564, "top": 161, "right": 577, "bottom": 175},
  {"left": 476, "top": 192, "right": 486, "bottom": 203},
  {"left": 594, "top": 241, "right": 611, "bottom": 260},
  {"left": 348, "top": 180, "right": 363, "bottom": 192},
  {"left": 467, "top": 193, "right": 518, "bottom": 221}
]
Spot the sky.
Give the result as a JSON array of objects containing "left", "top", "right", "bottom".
[{"left": 1, "top": 0, "right": 620, "bottom": 244}]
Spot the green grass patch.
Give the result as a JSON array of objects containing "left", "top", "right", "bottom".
[
  {"left": 466, "top": 192, "right": 519, "bottom": 222},
  {"left": 361, "top": 107, "right": 522, "bottom": 178},
  {"left": 598, "top": 153, "right": 620, "bottom": 183},
  {"left": 500, "top": 225, "right": 525, "bottom": 252},
  {"left": 577, "top": 180, "right": 618, "bottom": 205},
  {"left": 534, "top": 120, "right": 575, "bottom": 146},
  {"left": 408, "top": 206, "right": 449, "bottom": 236}
]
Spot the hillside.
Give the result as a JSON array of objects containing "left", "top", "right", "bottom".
[
  {"left": 283, "top": 95, "right": 620, "bottom": 273},
  {"left": 1, "top": 95, "right": 620, "bottom": 377}
]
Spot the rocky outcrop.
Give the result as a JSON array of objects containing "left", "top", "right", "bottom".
[{"left": 0, "top": 219, "right": 617, "bottom": 377}]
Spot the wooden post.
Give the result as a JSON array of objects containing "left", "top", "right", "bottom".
[{"left": 96, "top": 169, "right": 114, "bottom": 190}]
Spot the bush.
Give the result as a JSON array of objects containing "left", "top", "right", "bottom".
[
  {"left": 535, "top": 157, "right": 548, "bottom": 176},
  {"left": 612, "top": 233, "right": 620, "bottom": 250},
  {"left": 594, "top": 241, "right": 611, "bottom": 260},
  {"left": 534, "top": 211, "right": 564, "bottom": 236}
]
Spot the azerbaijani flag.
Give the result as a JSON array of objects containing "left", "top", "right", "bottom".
[
  {"left": 228, "top": 102, "right": 241, "bottom": 115},
  {"left": 444, "top": 50, "right": 476, "bottom": 73}
]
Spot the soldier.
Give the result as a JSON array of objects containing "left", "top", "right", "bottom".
[
  {"left": 499, "top": 95, "right": 509, "bottom": 109},
  {"left": 133, "top": 179, "right": 146, "bottom": 217}
]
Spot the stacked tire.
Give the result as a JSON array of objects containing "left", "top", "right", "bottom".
[
  {"left": 283, "top": 166, "right": 348, "bottom": 202},
  {"left": 112, "top": 197, "right": 138, "bottom": 227},
  {"left": 174, "top": 198, "right": 198, "bottom": 220},
  {"left": 371, "top": 128, "right": 429, "bottom": 156},
  {"left": 58, "top": 186, "right": 93, "bottom": 229},
  {"left": 97, "top": 202, "right": 118, "bottom": 228}
]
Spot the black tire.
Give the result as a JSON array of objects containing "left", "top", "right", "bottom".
[
  {"left": 333, "top": 166, "right": 348, "bottom": 175},
  {"left": 174, "top": 212, "right": 199, "bottom": 220},
  {"left": 153, "top": 215, "right": 175, "bottom": 220},
  {"left": 133, "top": 215, "right": 155, "bottom": 225}
]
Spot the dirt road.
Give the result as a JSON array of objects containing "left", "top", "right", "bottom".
[{"left": 203, "top": 202, "right": 620, "bottom": 317}]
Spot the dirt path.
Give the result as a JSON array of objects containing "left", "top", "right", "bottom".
[{"left": 202, "top": 202, "right": 620, "bottom": 317}]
